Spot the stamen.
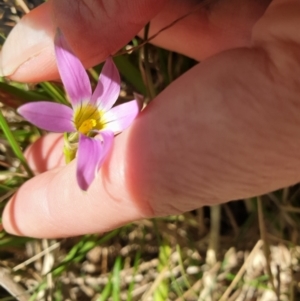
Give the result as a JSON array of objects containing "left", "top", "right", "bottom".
[{"left": 78, "top": 119, "right": 97, "bottom": 134}]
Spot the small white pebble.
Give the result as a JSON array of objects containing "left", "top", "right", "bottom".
[{"left": 186, "top": 266, "right": 200, "bottom": 275}]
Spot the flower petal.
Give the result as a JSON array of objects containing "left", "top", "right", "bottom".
[
  {"left": 18, "top": 101, "right": 75, "bottom": 132},
  {"left": 91, "top": 57, "right": 120, "bottom": 110},
  {"left": 77, "top": 134, "right": 102, "bottom": 191},
  {"left": 102, "top": 99, "right": 140, "bottom": 133},
  {"left": 97, "top": 130, "right": 114, "bottom": 167},
  {"left": 55, "top": 30, "right": 92, "bottom": 106}
]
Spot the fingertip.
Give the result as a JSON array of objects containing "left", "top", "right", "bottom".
[
  {"left": 6, "top": 48, "right": 58, "bottom": 82},
  {"left": 1, "top": 0, "right": 168, "bottom": 82},
  {"left": 25, "top": 133, "right": 65, "bottom": 173},
  {"left": 3, "top": 168, "right": 67, "bottom": 238},
  {"left": 0, "top": 2, "right": 58, "bottom": 82},
  {"left": 2, "top": 198, "right": 20, "bottom": 236},
  {"left": 2, "top": 143, "right": 153, "bottom": 238}
]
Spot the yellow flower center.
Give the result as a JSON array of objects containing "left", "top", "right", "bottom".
[
  {"left": 73, "top": 103, "right": 105, "bottom": 135},
  {"left": 78, "top": 119, "right": 97, "bottom": 135}
]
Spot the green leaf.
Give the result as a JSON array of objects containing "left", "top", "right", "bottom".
[
  {"left": 113, "top": 56, "right": 147, "bottom": 95},
  {"left": 0, "top": 82, "right": 49, "bottom": 108},
  {"left": 40, "top": 82, "right": 68, "bottom": 105}
]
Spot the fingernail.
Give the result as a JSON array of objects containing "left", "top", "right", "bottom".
[{"left": 0, "top": 2, "right": 55, "bottom": 79}]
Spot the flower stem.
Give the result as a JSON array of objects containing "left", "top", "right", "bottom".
[{"left": 63, "top": 133, "right": 78, "bottom": 164}]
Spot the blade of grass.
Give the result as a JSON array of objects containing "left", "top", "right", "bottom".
[
  {"left": 0, "top": 184, "right": 11, "bottom": 192},
  {"left": 0, "top": 82, "right": 49, "bottom": 100},
  {"left": 219, "top": 240, "right": 263, "bottom": 301},
  {"left": 52, "top": 230, "right": 120, "bottom": 276},
  {"left": 0, "top": 128, "right": 35, "bottom": 143},
  {"left": 97, "top": 275, "right": 113, "bottom": 301},
  {"left": 113, "top": 56, "right": 147, "bottom": 95},
  {"left": 88, "top": 68, "right": 100, "bottom": 82},
  {"left": 0, "top": 33, "right": 6, "bottom": 45},
  {"left": 13, "top": 242, "right": 60, "bottom": 272},
  {"left": 153, "top": 242, "right": 171, "bottom": 301},
  {"left": 29, "top": 281, "right": 47, "bottom": 301},
  {"left": 176, "top": 244, "right": 191, "bottom": 290},
  {"left": 112, "top": 256, "right": 122, "bottom": 301},
  {"left": 158, "top": 49, "right": 171, "bottom": 85},
  {"left": 257, "top": 196, "right": 276, "bottom": 294},
  {"left": 143, "top": 22, "right": 156, "bottom": 100},
  {"left": 0, "top": 188, "right": 18, "bottom": 203},
  {"left": 0, "top": 236, "right": 32, "bottom": 248},
  {"left": 0, "top": 109, "right": 33, "bottom": 177},
  {"left": 39, "top": 82, "right": 68, "bottom": 105},
  {"left": 206, "top": 205, "right": 221, "bottom": 265},
  {"left": 126, "top": 250, "right": 141, "bottom": 301}
]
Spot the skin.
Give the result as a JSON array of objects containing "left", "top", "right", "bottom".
[{"left": 1, "top": 0, "right": 300, "bottom": 238}]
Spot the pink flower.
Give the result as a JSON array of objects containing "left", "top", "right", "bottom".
[{"left": 18, "top": 32, "right": 140, "bottom": 191}]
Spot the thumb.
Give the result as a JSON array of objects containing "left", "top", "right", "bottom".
[{"left": 0, "top": 0, "right": 167, "bottom": 82}]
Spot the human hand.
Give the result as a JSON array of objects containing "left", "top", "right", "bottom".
[{"left": 2, "top": 0, "right": 300, "bottom": 238}]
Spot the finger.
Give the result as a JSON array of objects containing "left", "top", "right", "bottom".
[
  {"left": 0, "top": 0, "right": 167, "bottom": 82},
  {"left": 3, "top": 158, "right": 154, "bottom": 238},
  {"left": 0, "top": 0, "right": 271, "bottom": 82},
  {"left": 143, "top": 0, "right": 271, "bottom": 60},
  {"left": 24, "top": 133, "right": 65, "bottom": 173}
]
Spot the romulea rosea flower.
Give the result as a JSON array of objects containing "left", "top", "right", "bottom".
[{"left": 18, "top": 31, "right": 141, "bottom": 191}]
